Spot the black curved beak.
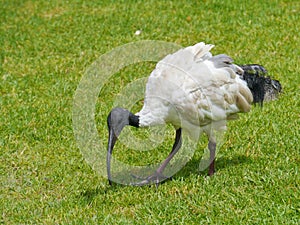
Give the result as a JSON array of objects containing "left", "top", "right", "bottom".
[
  {"left": 107, "top": 122, "right": 118, "bottom": 185},
  {"left": 106, "top": 108, "right": 140, "bottom": 185}
]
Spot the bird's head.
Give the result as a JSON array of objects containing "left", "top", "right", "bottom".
[{"left": 106, "top": 107, "right": 139, "bottom": 184}]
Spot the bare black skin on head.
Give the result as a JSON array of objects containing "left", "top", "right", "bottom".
[
  {"left": 107, "top": 108, "right": 139, "bottom": 185},
  {"left": 106, "top": 107, "right": 183, "bottom": 186}
]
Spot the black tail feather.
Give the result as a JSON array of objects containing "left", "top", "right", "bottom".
[{"left": 239, "top": 64, "right": 281, "bottom": 105}]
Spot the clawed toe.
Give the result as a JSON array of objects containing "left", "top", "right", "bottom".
[{"left": 131, "top": 172, "right": 169, "bottom": 186}]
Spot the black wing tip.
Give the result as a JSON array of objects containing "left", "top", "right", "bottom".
[{"left": 239, "top": 64, "right": 282, "bottom": 104}]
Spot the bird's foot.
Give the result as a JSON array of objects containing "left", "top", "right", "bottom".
[
  {"left": 131, "top": 171, "right": 170, "bottom": 187},
  {"left": 208, "top": 170, "right": 215, "bottom": 176}
]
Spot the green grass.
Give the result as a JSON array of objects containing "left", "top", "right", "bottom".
[{"left": 1, "top": 0, "right": 299, "bottom": 224}]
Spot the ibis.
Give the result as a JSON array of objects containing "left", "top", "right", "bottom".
[{"left": 107, "top": 42, "right": 281, "bottom": 186}]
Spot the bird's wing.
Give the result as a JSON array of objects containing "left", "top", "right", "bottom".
[
  {"left": 138, "top": 43, "right": 253, "bottom": 131},
  {"left": 185, "top": 42, "right": 214, "bottom": 62}
]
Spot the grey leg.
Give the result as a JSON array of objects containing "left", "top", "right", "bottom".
[
  {"left": 208, "top": 140, "right": 216, "bottom": 176},
  {"left": 134, "top": 128, "right": 182, "bottom": 186}
]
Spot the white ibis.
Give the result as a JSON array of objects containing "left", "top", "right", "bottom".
[{"left": 107, "top": 42, "right": 281, "bottom": 186}]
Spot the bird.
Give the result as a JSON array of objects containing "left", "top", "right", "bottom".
[{"left": 106, "top": 42, "right": 281, "bottom": 186}]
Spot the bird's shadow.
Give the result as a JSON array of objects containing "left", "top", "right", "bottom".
[
  {"left": 177, "top": 154, "right": 253, "bottom": 177},
  {"left": 79, "top": 154, "right": 253, "bottom": 204},
  {"left": 79, "top": 184, "right": 119, "bottom": 204}
]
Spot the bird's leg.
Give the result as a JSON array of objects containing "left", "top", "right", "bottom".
[
  {"left": 133, "top": 128, "right": 182, "bottom": 186},
  {"left": 157, "top": 128, "right": 182, "bottom": 174},
  {"left": 208, "top": 140, "right": 216, "bottom": 176}
]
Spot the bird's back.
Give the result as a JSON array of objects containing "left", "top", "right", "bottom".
[{"left": 138, "top": 42, "right": 253, "bottom": 136}]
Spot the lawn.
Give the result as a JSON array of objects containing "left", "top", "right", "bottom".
[{"left": 1, "top": 0, "right": 299, "bottom": 224}]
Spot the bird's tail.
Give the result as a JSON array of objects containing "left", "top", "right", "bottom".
[{"left": 240, "top": 64, "right": 282, "bottom": 105}]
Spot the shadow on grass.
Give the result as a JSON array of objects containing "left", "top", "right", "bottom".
[
  {"left": 79, "top": 184, "right": 120, "bottom": 204},
  {"left": 177, "top": 154, "right": 254, "bottom": 177},
  {"left": 79, "top": 154, "right": 254, "bottom": 203}
]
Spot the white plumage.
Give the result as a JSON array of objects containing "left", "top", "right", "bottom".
[
  {"left": 137, "top": 42, "right": 252, "bottom": 139},
  {"left": 107, "top": 42, "right": 281, "bottom": 186}
]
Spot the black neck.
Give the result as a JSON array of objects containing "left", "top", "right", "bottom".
[{"left": 129, "top": 112, "right": 140, "bottom": 128}]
